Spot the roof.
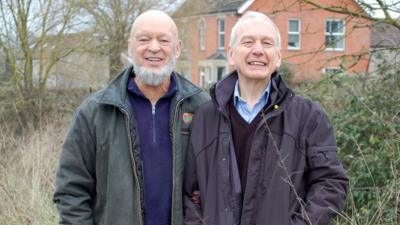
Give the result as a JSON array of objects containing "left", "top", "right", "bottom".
[
  {"left": 172, "top": 0, "right": 248, "bottom": 18},
  {"left": 206, "top": 50, "right": 227, "bottom": 60},
  {"left": 371, "top": 22, "right": 400, "bottom": 48},
  {"left": 173, "top": 0, "right": 368, "bottom": 19}
]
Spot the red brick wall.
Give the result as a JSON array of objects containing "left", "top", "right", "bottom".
[{"left": 174, "top": 0, "right": 371, "bottom": 85}]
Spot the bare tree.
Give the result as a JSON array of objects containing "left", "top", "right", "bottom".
[
  {"left": 76, "top": 0, "right": 179, "bottom": 78},
  {"left": 0, "top": 0, "right": 83, "bottom": 95}
]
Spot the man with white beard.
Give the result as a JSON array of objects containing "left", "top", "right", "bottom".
[{"left": 53, "top": 10, "right": 209, "bottom": 225}]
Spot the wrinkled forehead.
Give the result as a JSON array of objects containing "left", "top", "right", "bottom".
[{"left": 236, "top": 18, "right": 277, "bottom": 41}]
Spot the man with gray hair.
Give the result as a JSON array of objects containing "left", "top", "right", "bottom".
[
  {"left": 184, "top": 11, "right": 348, "bottom": 225},
  {"left": 54, "top": 10, "right": 209, "bottom": 225}
]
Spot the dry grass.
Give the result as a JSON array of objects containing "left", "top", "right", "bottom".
[{"left": 0, "top": 117, "right": 69, "bottom": 225}]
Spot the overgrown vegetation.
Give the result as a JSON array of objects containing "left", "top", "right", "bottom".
[
  {"left": 296, "top": 55, "right": 400, "bottom": 225},
  {"left": 0, "top": 87, "right": 89, "bottom": 225}
]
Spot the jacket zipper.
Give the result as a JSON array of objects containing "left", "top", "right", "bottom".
[
  {"left": 152, "top": 104, "right": 156, "bottom": 143},
  {"left": 120, "top": 107, "right": 144, "bottom": 225}
]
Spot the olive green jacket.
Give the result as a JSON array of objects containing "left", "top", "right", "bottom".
[{"left": 54, "top": 66, "right": 209, "bottom": 225}]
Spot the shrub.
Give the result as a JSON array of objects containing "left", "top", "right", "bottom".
[{"left": 296, "top": 65, "right": 399, "bottom": 224}]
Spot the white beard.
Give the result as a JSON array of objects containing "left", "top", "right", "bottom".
[{"left": 131, "top": 57, "right": 176, "bottom": 86}]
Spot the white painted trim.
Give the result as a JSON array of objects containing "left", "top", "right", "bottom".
[
  {"left": 325, "top": 19, "right": 345, "bottom": 51},
  {"left": 238, "top": 0, "right": 255, "bottom": 14},
  {"left": 218, "top": 18, "right": 225, "bottom": 50}
]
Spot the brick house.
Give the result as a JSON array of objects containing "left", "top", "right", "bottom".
[{"left": 172, "top": 0, "right": 371, "bottom": 86}]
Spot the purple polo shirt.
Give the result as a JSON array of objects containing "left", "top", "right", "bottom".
[{"left": 127, "top": 74, "right": 177, "bottom": 225}]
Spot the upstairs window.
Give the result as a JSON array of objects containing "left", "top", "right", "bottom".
[
  {"left": 325, "top": 20, "right": 345, "bottom": 51},
  {"left": 288, "top": 19, "right": 300, "bottom": 49},
  {"left": 218, "top": 19, "right": 225, "bottom": 50},
  {"left": 181, "top": 23, "right": 189, "bottom": 52},
  {"left": 199, "top": 19, "right": 206, "bottom": 51}
]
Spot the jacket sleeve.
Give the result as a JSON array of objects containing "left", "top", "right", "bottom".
[
  {"left": 293, "top": 109, "right": 349, "bottom": 225},
  {"left": 183, "top": 138, "right": 203, "bottom": 225},
  {"left": 53, "top": 108, "right": 96, "bottom": 225}
]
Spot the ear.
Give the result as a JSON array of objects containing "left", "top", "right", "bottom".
[
  {"left": 227, "top": 46, "right": 235, "bottom": 67},
  {"left": 275, "top": 49, "right": 281, "bottom": 68},
  {"left": 175, "top": 40, "right": 182, "bottom": 58}
]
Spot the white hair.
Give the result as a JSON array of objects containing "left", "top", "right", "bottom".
[{"left": 229, "top": 11, "right": 281, "bottom": 50}]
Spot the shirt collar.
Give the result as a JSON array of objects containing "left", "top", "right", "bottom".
[{"left": 233, "top": 79, "right": 271, "bottom": 107}]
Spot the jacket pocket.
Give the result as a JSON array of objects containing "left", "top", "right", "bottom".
[{"left": 308, "top": 146, "right": 339, "bottom": 168}]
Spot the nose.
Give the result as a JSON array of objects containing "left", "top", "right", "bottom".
[
  {"left": 148, "top": 39, "right": 161, "bottom": 52},
  {"left": 251, "top": 42, "right": 264, "bottom": 56}
]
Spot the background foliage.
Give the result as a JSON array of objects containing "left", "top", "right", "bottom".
[{"left": 295, "top": 53, "right": 400, "bottom": 224}]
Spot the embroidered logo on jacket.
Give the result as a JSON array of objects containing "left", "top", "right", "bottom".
[{"left": 182, "top": 113, "right": 194, "bottom": 124}]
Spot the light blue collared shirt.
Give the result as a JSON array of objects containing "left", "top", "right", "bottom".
[{"left": 233, "top": 80, "right": 271, "bottom": 123}]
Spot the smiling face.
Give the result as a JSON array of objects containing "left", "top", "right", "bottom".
[
  {"left": 228, "top": 18, "right": 281, "bottom": 82},
  {"left": 128, "top": 10, "right": 181, "bottom": 85}
]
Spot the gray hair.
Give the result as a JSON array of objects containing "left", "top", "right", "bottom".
[{"left": 229, "top": 11, "right": 281, "bottom": 50}]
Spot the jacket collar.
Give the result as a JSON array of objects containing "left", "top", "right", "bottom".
[
  {"left": 210, "top": 70, "right": 292, "bottom": 114},
  {"left": 98, "top": 66, "right": 202, "bottom": 108}
]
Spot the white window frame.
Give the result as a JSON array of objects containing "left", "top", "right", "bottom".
[
  {"left": 199, "top": 19, "right": 206, "bottom": 51},
  {"left": 218, "top": 18, "right": 225, "bottom": 50},
  {"left": 288, "top": 19, "right": 301, "bottom": 50},
  {"left": 325, "top": 19, "right": 345, "bottom": 51},
  {"left": 199, "top": 66, "right": 205, "bottom": 87},
  {"left": 206, "top": 66, "right": 213, "bottom": 83}
]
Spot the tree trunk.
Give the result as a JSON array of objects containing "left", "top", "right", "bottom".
[{"left": 108, "top": 47, "right": 124, "bottom": 79}]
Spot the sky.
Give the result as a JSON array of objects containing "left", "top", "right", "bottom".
[{"left": 363, "top": 0, "right": 400, "bottom": 18}]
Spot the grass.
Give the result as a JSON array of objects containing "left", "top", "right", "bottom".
[{"left": 0, "top": 117, "right": 68, "bottom": 225}]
